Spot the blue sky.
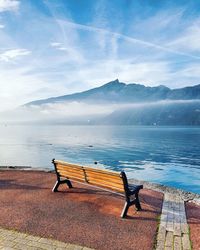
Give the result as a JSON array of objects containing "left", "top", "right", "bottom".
[{"left": 0, "top": 0, "right": 200, "bottom": 111}]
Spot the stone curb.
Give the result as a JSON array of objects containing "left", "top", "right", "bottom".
[{"left": 129, "top": 178, "right": 200, "bottom": 205}]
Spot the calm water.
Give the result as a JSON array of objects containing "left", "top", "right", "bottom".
[{"left": 0, "top": 125, "right": 200, "bottom": 194}]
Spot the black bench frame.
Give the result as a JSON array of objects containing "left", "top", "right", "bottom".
[{"left": 52, "top": 159, "right": 143, "bottom": 218}]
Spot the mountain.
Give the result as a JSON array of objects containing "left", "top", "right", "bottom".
[
  {"left": 13, "top": 79, "right": 200, "bottom": 125},
  {"left": 100, "top": 101, "right": 200, "bottom": 126},
  {"left": 25, "top": 79, "right": 200, "bottom": 106}
]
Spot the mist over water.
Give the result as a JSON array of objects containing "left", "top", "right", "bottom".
[
  {"left": 1, "top": 99, "right": 200, "bottom": 125},
  {"left": 0, "top": 125, "right": 200, "bottom": 194}
]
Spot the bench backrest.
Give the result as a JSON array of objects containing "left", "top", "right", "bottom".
[{"left": 53, "top": 160, "right": 125, "bottom": 193}]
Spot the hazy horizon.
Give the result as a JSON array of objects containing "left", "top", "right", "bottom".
[{"left": 1, "top": 99, "right": 200, "bottom": 125}]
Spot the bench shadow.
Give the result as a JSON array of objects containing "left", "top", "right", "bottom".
[
  {"left": 0, "top": 179, "right": 47, "bottom": 190},
  {"left": 124, "top": 215, "right": 158, "bottom": 221},
  {"left": 1, "top": 178, "right": 163, "bottom": 222},
  {"left": 56, "top": 186, "right": 162, "bottom": 221}
]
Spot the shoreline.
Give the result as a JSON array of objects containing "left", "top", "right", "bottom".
[{"left": 1, "top": 165, "right": 200, "bottom": 205}]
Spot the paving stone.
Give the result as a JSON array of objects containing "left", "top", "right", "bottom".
[
  {"left": 0, "top": 247, "right": 15, "bottom": 250},
  {"left": 182, "top": 233, "right": 191, "bottom": 250},
  {"left": 66, "top": 245, "right": 83, "bottom": 250},
  {"left": 181, "top": 223, "right": 189, "bottom": 234},
  {"left": 13, "top": 237, "right": 30, "bottom": 245},
  {"left": 0, "top": 240, "right": 17, "bottom": 247},
  {"left": 14, "top": 242, "right": 31, "bottom": 250},
  {"left": 156, "top": 241, "right": 165, "bottom": 250},
  {"left": 39, "top": 237, "right": 56, "bottom": 244},
  {"left": 25, "top": 235, "right": 41, "bottom": 242},
  {"left": 56, "top": 248, "right": 69, "bottom": 250},
  {"left": 37, "top": 242, "right": 56, "bottom": 250},
  {"left": 2, "top": 235, "right": 17, "bottom": 241},
  {"left": 165, "top": 247, "right": 173, "bottom": 250},
  {"left": 26, "top": 246, "right": 42, "bottom": 250},
  {"left": 165, "top": 231, "right": 174, "bottom": 247},
  {"left": 27, "top": 240, "right": 45, "bottom": 247},
  {"left": 157, "top": 229, "right": 166, "bottom": 242},
  {"left": 174, "top": 236, "right": 182, "bottom": 250},
  {"left": 52, "top": 241, "right": 70, "bottom": 247}
]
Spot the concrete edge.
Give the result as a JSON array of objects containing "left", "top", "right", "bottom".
[{"left": 129, "top": 177, "right": 200, "bottom": 205}]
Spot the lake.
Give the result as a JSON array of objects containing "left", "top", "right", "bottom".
[{"left": 0, "top": 125, "right": 200, "bottom": 194}]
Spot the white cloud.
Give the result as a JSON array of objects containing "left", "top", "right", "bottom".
[
  {"left": 0, "top": 48, "right": 31, "bottom": 62},
  {"left": 50, "top": 39, "right": 85, "bottom": 64},
  {"left": 167, "top": 20, "right": 200, "bottom": 52},
  {"left": 57, "top": 47, "right": 68, "bottom": 51},
  {"left": 0, "top": 0, "right": 20, "bottom": 12},
  {"left": 0, "top": 65, "right": 53, "bottom": 111},
  {"left": 50, "top": 42, "right": 62, "bottom": 47},
  {"left": 50, "top": 42, "right": 67, "bottom": 51},
  {"left": 0, "top": 24, "right": 5, "bottom": 28}
]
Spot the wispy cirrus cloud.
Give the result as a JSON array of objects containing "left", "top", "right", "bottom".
[
  {"left": 0, "top": 0, "right": 20, "bottom": 12},
  {"left": 58, "top": 19, "right": 200, "bottom": 60},
  {"left": 167, "top": 19, "right": 200, "bottom": 53},
  {"left": 50, "top": 42, "right": 67, "bottom": 51},
  {"left": 0, "top": 48, "right": 31, "bottom": 62}
]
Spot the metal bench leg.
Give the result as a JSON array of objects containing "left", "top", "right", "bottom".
[
  {"left": 121, "top": 201, "right": 130, "bottom": 218},
  {"left": 65, "top": 179, "right": 73, "bottom": 188},
  {"left": 52, "top": 179, "right": 73, "bottom": 192},
  {"left": 52, "top": 181, "right": 60, "bottom": 192},
  {"left": 135, "top": 192, "right": 142, "bottom": 211}
]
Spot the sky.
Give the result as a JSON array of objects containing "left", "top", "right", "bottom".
[{"left": 1, "top": 0, "right": 200, "bottom": 111}]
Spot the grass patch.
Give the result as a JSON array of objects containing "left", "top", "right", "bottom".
[
  {"left": 153, "top": 215, "right": 161, "bottom": 250},
  {"left": 188, "top": 226, "right": 193, "bottom": 250}
]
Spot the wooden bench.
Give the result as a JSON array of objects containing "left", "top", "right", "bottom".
[{"left": 52, "top": 159, "right": 143, "bottom": 218}]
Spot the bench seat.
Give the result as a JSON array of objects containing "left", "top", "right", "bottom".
[{"left": 52, "top": 159, "right": 143, "bottom": 218}]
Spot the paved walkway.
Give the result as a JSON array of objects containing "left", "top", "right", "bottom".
[
  {"left": 156, "top": 193, "right": 191, "bottom": 250},
  {"left": 0, "top": 227, "right": 94, "bottom": 250}
]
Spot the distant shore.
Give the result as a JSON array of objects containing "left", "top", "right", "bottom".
[{"left": 1, "top": 165, "right": 200, "bottom": 206}]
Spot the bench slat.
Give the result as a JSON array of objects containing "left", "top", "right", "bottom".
[
  {"left": 56, "top": 164, "right": 83, "bottom": 172},
  {"left": 57, "top": 171, "right": 85, "bottom": 180},
  {"left": 87, "top": 178, "right": 124, "bottom": 190},
  {"left": 58, "top": 171, "right": 85, "bottom": 181},
  {"left": 55, "top": 161, "right": 83, "bottom": 169},
  {"left": 57, "top": 166, "right": 84, "bottom": 175},
  {"left": 85, "top": 169, "right": 122, "bottom": 181},
  {"left": 83, "top": 167, "right": 120, "bottom": 177},
  {"left": 59, "top": 175, "right": 85, "bottom": 183},
  {"left": 85, "top": 170, "right": 122, "bottom": 179},
  {"left": 88, "top": 180, "right": 124, "bottom": 193},
  {"left": 86, "top": 175, "right": 123, "bottom": 186}
]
